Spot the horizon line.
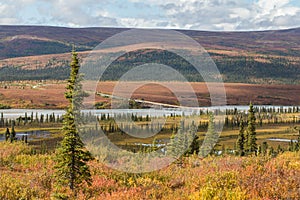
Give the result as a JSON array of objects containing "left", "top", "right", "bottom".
[{"left": 1, "top": 24, "right": 300, "bottom": 33}]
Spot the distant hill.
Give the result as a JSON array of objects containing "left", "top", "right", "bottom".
[
  {"left": 0, "top": 26, "right": 126, "bottom": 59},
  {"left": 0, "top": 25, "right": 299, "bottom": 84}
]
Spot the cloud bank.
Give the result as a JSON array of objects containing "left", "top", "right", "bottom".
[{"left": 1, "top": 0, "right": 300, "bottom": 31}]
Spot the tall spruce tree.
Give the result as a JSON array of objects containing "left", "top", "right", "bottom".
[
  {"left": 167, "top": 120, "right": 198, "bottom": 166},
  {"left": 186, "top": 122, "right": 200, "bottom": 155},
  {"left": 246, "top": 102, "right": 258, "bottom": 154},
  {"left": 167, "top": 122, "right": 185, "bottom": 158},
  {"left": 54, "top": 50, "right": 92, "bottom": 196},
  {"left": 10, "top": 121, "right": 16, "bottom": 143},
  {"left": 0, "top": 112, "right": 4, "bottom": 127},
  {"left": 199, "top": 113, "right": 218, "bottom": 157},
  {"left": 236, "top": 121, "right": 245, "bottom": 156}
]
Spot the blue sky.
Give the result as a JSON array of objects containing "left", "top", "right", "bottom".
[{"left": 1, "top": 0, "right": 300, "bottom": 31}]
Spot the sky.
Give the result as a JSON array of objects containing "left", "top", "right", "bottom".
[{"left": 1, "top": 0, "right": 300, "bottom": 31}]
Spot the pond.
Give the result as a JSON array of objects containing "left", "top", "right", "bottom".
[{"left": 0, "top": 130, "right": 51, "bottom": 142}]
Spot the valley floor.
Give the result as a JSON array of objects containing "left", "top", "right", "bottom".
[{"left": 0, "top": 81, "right": 299, "bottom": 109}]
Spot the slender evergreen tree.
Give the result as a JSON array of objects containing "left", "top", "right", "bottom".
[
  {"left": 24, "top": 112, "right": 28, "bottom": 125},
  {"left": 246, "top": 102, "right": 258, "bottom": 154},
  {"left": 167, "top": 120, "right": 199, "bottom": 160},
  {"left": 30, "top": 112, "right": 34, "bottom": 124},
  {"left": 236, "top": 121, "right": 245, "bottom": 156},
  {"left": 167, "top": 123, "right": 185, "bottom": 158},
  {"left": 167, "top": 130, "right": 177, "bottom": 157},
  {"left": 0, "top": 112, "right": 4, "bottom": 127},
  {"left": 199, "top": 113, "right": 218, "bottom": 157},
  {"left": 10, "top": 122, "right": 16, "bottom": 143},
  {"left": 186, "top": 122, "right": 199, "bottom": 155},
  {"left": 5, "top": 128, "right": 10, "bottom": 141},
  {"left": 54, "top": 50, "right": 92, "bottom": 196},
  {"left": 24, "top": 135, "right": 28, "bottom": 144},
  {"left": 261, "top": 141, "right": 268, "bottom": 156}
]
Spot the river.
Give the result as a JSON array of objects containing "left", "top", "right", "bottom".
[{"left": 0, "top": 105, "right": 298, "bottom": 119}]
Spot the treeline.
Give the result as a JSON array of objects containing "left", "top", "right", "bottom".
[
  {"left": 214, "top": 54, "right": 300, "bottom": 83},
  {"left": 76, "top": 105, "right": 300, "bottom": 136},
  {"left": 0, "top": 66, "right": 70, "bottom": 81},
  {"left": 1, "top": 49, "right": 299, "bottom": 83},
  {"left": 0, "top": 112, "right": 62, "bottom": 128},
  {"left": 98, "top": 50, "right": 300, "bottom": 84}
]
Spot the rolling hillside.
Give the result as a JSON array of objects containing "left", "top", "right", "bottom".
[{"left": 0, "top": 25, "right": 300, "bottom": 84}]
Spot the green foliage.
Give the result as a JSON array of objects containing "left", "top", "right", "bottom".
[
  {"left": 167, "top": 126, "right": 186, "bottom": 159},
  {"left": 167, "top": 121, "right": 199, "bottom": 160},
  {"left": 0, "top": 38, "right": 90, "bottom": 59},
  {"left": 5, "top": 128, "right": 10, "bottom": 141},
  {"left": 97, "top": 50, "right": 300, "bottom": 84},
  {"left": 0, "top": 104, "right": 11, "bottom": 109},
  {"left": 1, "top": 49, "right": 300, "bottom": 84},
  {"left": 236, "top": 121, "right": 245, "bottom": 156},
  {"left": 10, "top": 122, "right": 16, "bottom": 143},
  {"left": 0, "top": 65, "right": 70, "bottom": 81},
  {"left": 246, "top": 103, "right": 258, "bottom": 154},
  {"left": 215, "top": 55, "right": 300, "bottom": 84},
  {"left": 54, "top": 50, "right": 92, "bottom": 195},
  {"left": 185, "top": 122, "right": 200, "bottom": 155},
  {"left": 199, "top": 113, "right": 218, "bottom": 157}
]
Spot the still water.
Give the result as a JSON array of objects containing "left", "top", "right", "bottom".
[{"left": 0, "top": 130, "right": 51, "bottom": 141}]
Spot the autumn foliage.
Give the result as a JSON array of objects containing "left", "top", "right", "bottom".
[{"left": 0, "top": 141, "right": 299, "bottom": 199}]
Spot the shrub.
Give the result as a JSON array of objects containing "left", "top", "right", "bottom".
[
  {"left": 189, "top": 171, "right": 247, "bottom": 200},
  {"left": 0, "top": 141, "right": 32, "bottom": 167}
]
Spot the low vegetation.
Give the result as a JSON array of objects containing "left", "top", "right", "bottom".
[
  {"left": 0, "top": 141, "right": 299, "bottom": 199},
  {"left": 0, "top": 104, "right": 11, "bottom": 109}
]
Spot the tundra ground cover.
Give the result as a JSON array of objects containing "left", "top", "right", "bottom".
[{"left": 0, "top": 141, "right": 299, "bottom": 199}]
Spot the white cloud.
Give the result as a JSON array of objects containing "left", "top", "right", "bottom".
[
  {"left": 41, "top": 0, "right": 119, "bottom": 27},
  {"left": 0, "top": 0, "right": 120, "bottom": 27},
  {"left": 125, "top": 0, "right": 300, "bottom": 30},
  {"left": 0, "top": 2, "right": 20, "bottom": 24},
  {"left": 230, "top": 8, "right": 251, "bottom": 19},
  {"left": 0, "top": 0, "right": 300, "bottom": 30}
]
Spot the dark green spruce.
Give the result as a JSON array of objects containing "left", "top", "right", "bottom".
[
  {"left": 236, "top": 121, "right": 245, "bottom": 156},
  {"left": 246, "top": 103, "right": 258, "bottom": 154},
  {"left": 5, "top": 128, "right": 10, "bottom": 141},
  {"left": 199, "top": 113, "right": 218, "bottom": 157},
  {"left": 54, "top": 50, "right": 92, "bottom": 196}
]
